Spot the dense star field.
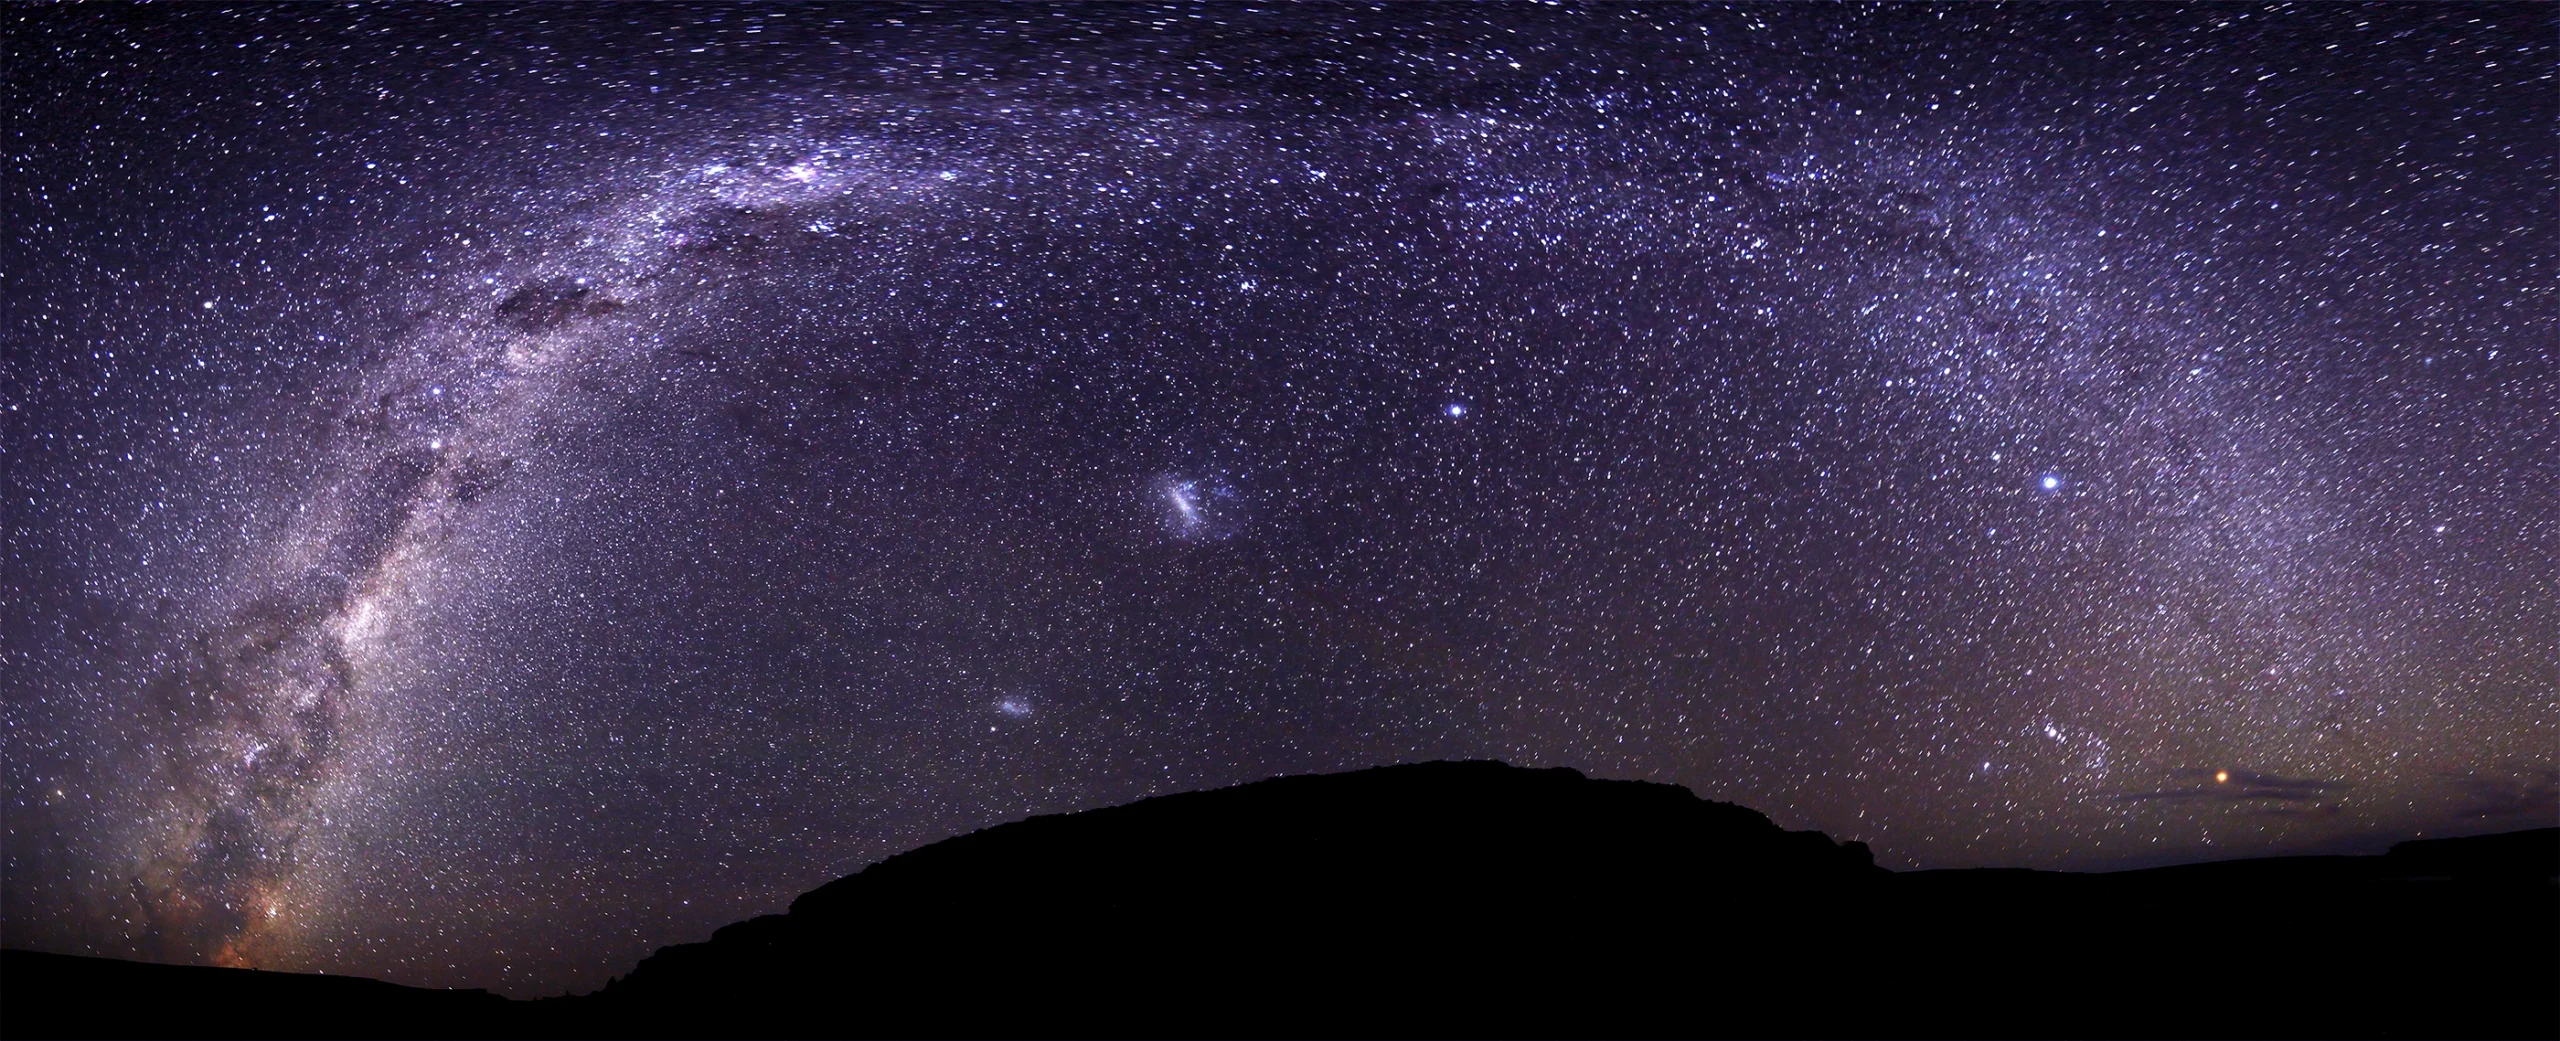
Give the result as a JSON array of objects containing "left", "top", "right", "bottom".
[{"left": 5, "top": 2, "right": 2553, "bottom": 997}]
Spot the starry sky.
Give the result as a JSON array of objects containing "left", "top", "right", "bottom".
[{"left": 5, "top": 2, "right": 2553, "bottom": 998}]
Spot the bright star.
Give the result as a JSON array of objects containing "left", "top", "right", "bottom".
[
  {"left": 1446, "top": 402, "right": 1468, "bottom": 418},
  {"left": 2040, "top": 473, "right": 2063, "bottom": 492}
]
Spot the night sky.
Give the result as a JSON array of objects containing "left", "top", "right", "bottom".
[{"left": 5, "top": 2, "right": 2552, "bottom": 998}]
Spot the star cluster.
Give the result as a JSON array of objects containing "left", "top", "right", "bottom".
[{"left": 5, "top": 3, "right": 2552, "bottom": 997}]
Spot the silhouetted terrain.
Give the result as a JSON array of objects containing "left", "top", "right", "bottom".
[
  {"left": 6, "top": 762, "right": 2553, "bottom": 1039},
  {"left": 0, "top": 950, "right": 510, "bottom": 1039}
]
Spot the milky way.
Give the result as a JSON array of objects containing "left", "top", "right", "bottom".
[{"left": 6, "top": 3, "right": 2553, "bottom": 996}]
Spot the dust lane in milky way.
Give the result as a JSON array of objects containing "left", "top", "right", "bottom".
[{"left": 5, "top": 3, "right": 2552, "bottom": 996}]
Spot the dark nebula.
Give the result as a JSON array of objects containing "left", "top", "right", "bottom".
[{"left": 4, "top": 3, "right": 2551, "bottom": 997}]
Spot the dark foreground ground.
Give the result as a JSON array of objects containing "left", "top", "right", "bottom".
[{"left": 6, "top": 762, "right": 2554, "bottom": 1039}]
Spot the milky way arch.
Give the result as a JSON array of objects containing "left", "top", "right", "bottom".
[{"left": 7, "top": 4, "right": 2550, "bottom": 995}]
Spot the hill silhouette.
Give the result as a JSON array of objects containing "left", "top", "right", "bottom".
[{"left": 5, "top": 761, "right": 2553, "bottom": 1039}]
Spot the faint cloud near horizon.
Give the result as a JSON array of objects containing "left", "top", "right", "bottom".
[
  {"left": 2113, "top": 767, "right": 2349, "bottom": 811},
  {"left": 2439, "top": 767, "right": 2558, "bottom": 823}
]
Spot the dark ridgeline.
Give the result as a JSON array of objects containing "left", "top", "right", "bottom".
[
  {"left": 585, "top": 760, "right": 1886, "bottom": 1038},
  {"left": 4, "top": 761, "right": 2553, "bottom": 1039},
  {"left": 0, "top": 950, "right": 512, "bottom": 1038}
]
